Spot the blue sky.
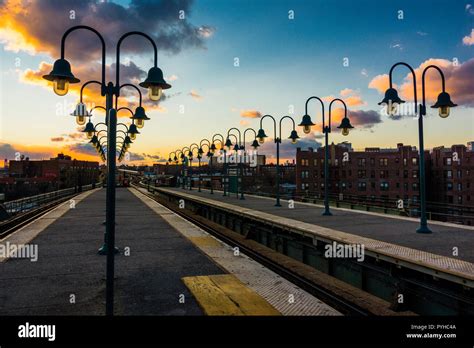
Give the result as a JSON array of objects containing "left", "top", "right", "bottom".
[{"left": 0, "top": 0, "right": 473, "bottom": 163}]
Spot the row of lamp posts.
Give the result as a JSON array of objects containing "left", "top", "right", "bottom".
[
  {"left": 169, "top": 62, "right": 457, "bottom": 235},
  {"left": 169, "top": 104, "right": 354, "bottom": 207}
]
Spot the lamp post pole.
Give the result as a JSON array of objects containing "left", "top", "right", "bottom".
[
  {"left": 299, "top": 97, "right": 353, "bottom": 216},
  {"left": 241, "top": 128, "right": 259, "bottom": 200},
  {"left": 43, "top": 25, "right": 171, "bottom": 316},
  {"left": 181, "top": 147, "right": 190, "bottom": 189},
  {"left": 226, "top": 129, "right": 242, "bottom": 198},
  {"left": 189, "top": 143, "right": 200, "bottom": 191},
  {"left": 212, "top": 134, "right": 226, "bottom": 196},
  {"left": 258, "top": 115, "right": 299, "bottom": 207},
  {"left": 199, "top": 139, "right": 211, "bottom": 193},
  {"left": 226, "top": 133, "right": 240, "bottom": 198},
  {"left": 380, "top": 62, "right": 457, "bottom": 234}
]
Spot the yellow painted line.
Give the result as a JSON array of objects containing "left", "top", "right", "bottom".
[
  {"left": 183, "top": 274, "right": 281, "bottom": 316},
  {"left": 188, "top": 236, "right": 222, "bottom": 248}
]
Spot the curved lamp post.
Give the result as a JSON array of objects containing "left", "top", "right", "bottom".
[
  {"left": 239, "top": 128, "right": 260, "bottom": 200},
  {"left": 188, "top": 143, "right": 200, "bottom": 191},
  {"left": 211, "top": 134, "right": 226, "bottom": 196},
  {"left": 299, "top": 97, "right": 354, "bottom": 215},
  {"left": 378, "top": 62, "right": 457, "bottom": 234},
  {"left": 42, "top": 25, "right": 171, "bottom": 316},
  {"left": 173, "top": 149, "right": 184, "bottom": 187},
  {"left": 199, "top": 139, "right": 212, "bottom": 192},
  {"left": 225, "top": 133, "right": 240, "bottom": 198},
  {"left": 257, "top": 115, "right": 300, "bottom": 206},
  {"left": 226, "top": 128, "right": 242, "bottom": 198},
  {"left": 181, "top": 146, "right": 191, "bottom": 189}
]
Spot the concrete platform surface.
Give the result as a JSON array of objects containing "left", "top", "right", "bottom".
[
  {"left": 160, "top": 187, "right": 474, "bottom": 264},
  {"left": 0, "top": 188, "right": 224, "bottom": 315}
]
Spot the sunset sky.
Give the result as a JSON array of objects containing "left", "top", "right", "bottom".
[{"left": 0, "top": 0, "right": 473, "bottom": 165}]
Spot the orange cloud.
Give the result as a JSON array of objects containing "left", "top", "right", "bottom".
[
  {"left": 239, "top": 119, "right": 250, "bottom": 126},
  {"left": 368, "top": 74, "right": 391, "bottom": 93},
  {"left": 462, "top": 29, "right": 474, "bottom": 46},
  {"left": 340, "top": 88, "right": 355, "bottom": 97},
  {"left": 321, "top": 89, "right": 365, "bottom": 107},
  {"left": 344, "top": 95, "right": 365, "bottom": 107},
  {"left": 240, "top": 110, "right": 262, "bottom": 118},
  {"left": 189, "top": 90, "right": 202, "bottom": 100},
  {"left": 0, "top": 141, "right": 101, "bottom": 164},
  {"left": 369, "top": 58, "right": 474, "bottom": 106}
]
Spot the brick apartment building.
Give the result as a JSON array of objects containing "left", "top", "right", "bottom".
[
  {"left": 1, "top": 154, "right": 99, "bottom": 200},
  {"left": 428, "top": 144, "right": 474, "bottom": 224},
  {"left": 296, "top": 142, "right": 474, "bottom": 225},
  {"left": 296, "top": 143, "right": 422, "bottom": 202}
]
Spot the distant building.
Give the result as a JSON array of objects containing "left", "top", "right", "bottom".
[
  {"left": 296, "top": 142, "right": 474, "bottom": 225},
  {"left": 1, "top": 154, "right": 99, "bottom": 200},
  {"left": 428, "top": 144, "right": 474, "bottom": 224},
  {"left": 296, "top": 143, "right": 422, "bottom": 202}
]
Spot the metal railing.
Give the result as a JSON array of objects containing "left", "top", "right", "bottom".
[{"left": 3, "top": 184, "right": 97, "bottom": 215}]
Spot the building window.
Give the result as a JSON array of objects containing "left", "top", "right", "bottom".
[
  {"left": 458, "top": 196, "right": 462, "bottom": 204},
  {"left": 446, "top": 158, "right": 452, "bottom": 165},
  {"left": 412, "top": 170, "right": 418, "bottom": 178},
  {"left": 358, "top": 158, "right": 366, "bottom": 166},
  {"left": 358, "top": 182, "right": 367, "bottom": 191},
  {"left": 313, "top": 159, "right": 318, "bottom": 166},
  {"left": 301, "top": 159, "right": 309, "bottom": 166},
  {"left": 447, "top": 182, "right": 453, "bottom": 191},
  {"left": 358, "top": 170, "right": 366, "bottom": 178},
  {"left": 457, "top": 170, "right": 462, "bottom": 179},
  {"left": 403, "top": 158, "right": 407, "bottom": 166},
  {"left": 446, "top": 170, "right": 452, "bottom": 178},
  {"left": 457, "top": 183, "right": 462, "bottom": 191},
  {"left": 334, "top": 159, "right": 339, "bottom": 166},
  {"left": 380, "top": 170, "right": 388, "bottom": 178},
  {"left": 380, "top": 182, "right": 389, "bottom": 191},
  {"left": 370, "top": 158, "right": 375, "bottom": 166},
  {"left": 301, "top": 171, "right": 309, "bottom": 179},
  {"left": 412, "top": 183, "right": 418, "bottom": 191},
  {"left": 370, "top": 170, "right": 375, "bottom": 178},
  {"left": 395, "top": 157, "right": 400, "bottom": 164},
  {"left": 371, "top": 182, "right": 375, "bottom": 189},
  {"left": 412, "top": 157, "right": 418, "bottom": 165},
  {"left": 379, "top": 158, "right": 388, "bottom": 166}
]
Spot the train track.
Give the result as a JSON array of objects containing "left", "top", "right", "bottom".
[
  {"left": 0, "top": 195, "right": 76, "bottom": 239},
  {"left": 133, "top": 184, "right": 371, "bottom": 316}
]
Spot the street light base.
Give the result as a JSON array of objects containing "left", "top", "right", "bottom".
[
  {"left": 416, "top": 225, "right": 432, "bottom": 234},
  {"left": 322, "top": 211, "right": 333, "bottom": 216},
  {"left": 275, "top": 203, "right": 282, "bottom": 207},
  {"left": 98, "top": 244, "right": 120, "bottom": 255}
]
